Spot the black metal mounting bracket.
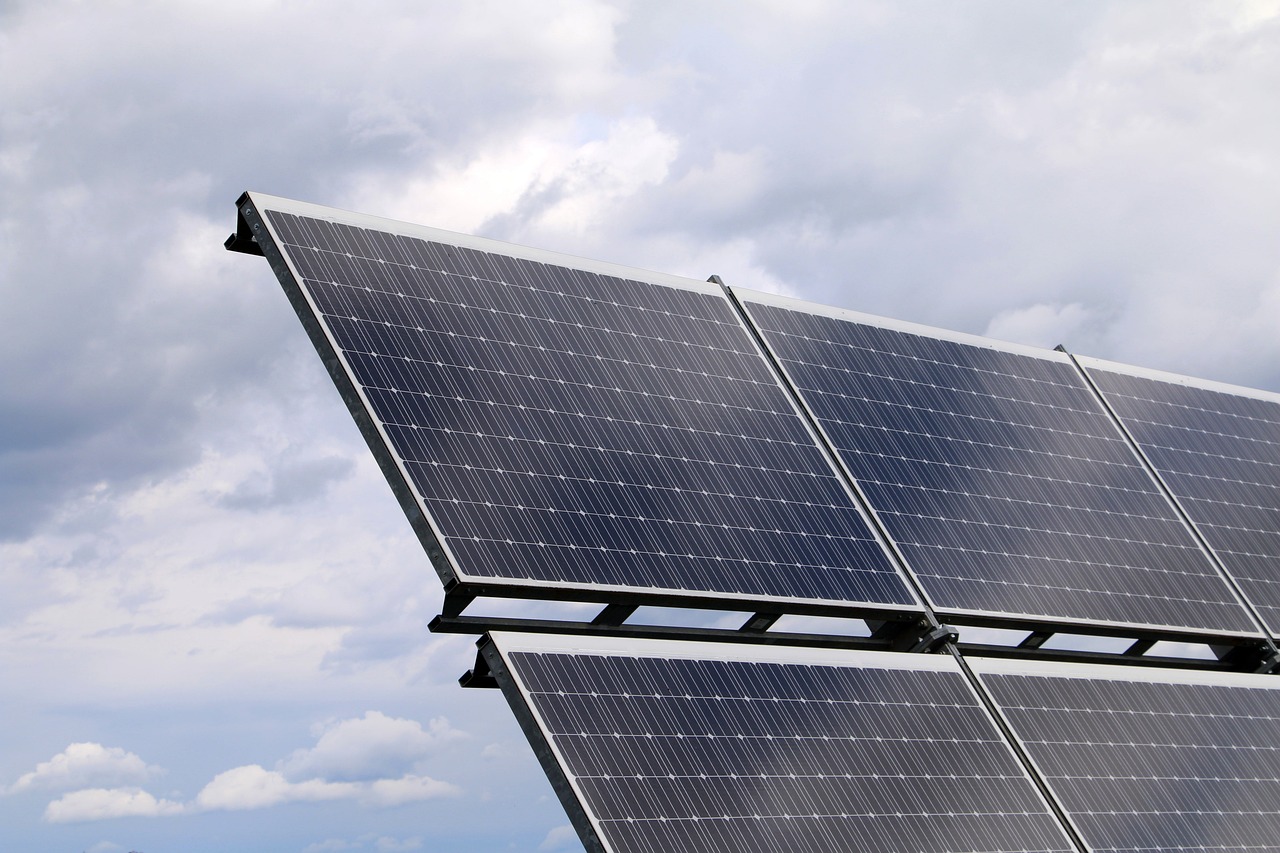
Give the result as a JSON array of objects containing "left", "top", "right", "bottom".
[
  {"left": 1258, "top": 648, "right": 1280, "bottom": 675},
  {"left": 908, "top": 623, "right": 961, "bottom": 654},
  {"left": 1019, "top": 630, "right": 1054, "bottom": 650},
  {"left": 1212, "top": 640, "right": 1280, "bottom": 674},
  {"left": 431, "top": 613, "right": 903, "bottom": 653},
  {"left": 1125, "top": 637, "right": 1157, "bottom": 657},
  {"left": 441, "top": 587, "right": 477, "bottom": 618},
  {"left": 740, "top": 611, "right": 782, "bottom": 633},
  {"left": 591, "top": 603, "right": 637, "bottom": 627},
  {"left": 459, "top": 646, "right": 498, "bottom": 689},
  {"left": 868, "top": 619, "right": 958, "bottom": 653},
  {"left": 224, "top": 203, "right": 265, "bottom": 256}
]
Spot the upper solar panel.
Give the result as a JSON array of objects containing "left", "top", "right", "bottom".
[
  {"left": 1079, "top": 356, "right": 1280, "bottom": 637},
  {"left": 739, "top": 291, "right": 1259, "bottom": 637},
  {"left": 238, "top": 194, "right": 919, "bottom": 615},
  {"left": 487, "top": 632, "right": 1079, "bottom": 853},
  {"left": 974, "top": 657, "right": 1280, "bottom": 853}
]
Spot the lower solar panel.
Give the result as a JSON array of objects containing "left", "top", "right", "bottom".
[
  {"left": 485, "top": 633, "right": 1079, "bottom": 853},
  {"left": 974, "top": 657, "right": 1280, "bottom": 853}
]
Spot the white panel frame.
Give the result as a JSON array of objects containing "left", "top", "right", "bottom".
[{"left": 1075, "top": 354, "right": 1280, "bottom": 405}]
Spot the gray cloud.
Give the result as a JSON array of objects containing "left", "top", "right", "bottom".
[{"left": 218, "top": 453, "right": 355, "bottom": 512}]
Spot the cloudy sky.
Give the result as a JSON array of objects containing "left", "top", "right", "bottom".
[{"left": 4, "top": 1, "right": 1280, "bottom": 851}]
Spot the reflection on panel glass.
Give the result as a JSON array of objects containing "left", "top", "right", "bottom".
[
  {"left": 979, "top": 660, "right": 1280, "bottom": 853},
  {"left": 744, "top": 297, "right": 1255, "bottom": 635},
  {"left": 1085, "top": 359, "right": 1280, "bottom": 636}
]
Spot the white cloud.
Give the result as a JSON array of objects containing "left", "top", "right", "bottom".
[
  {"left": 192, "top": 712, "right": 463, "bottom": 813},
  {"left": 983, "top": 302, "right": 1098, "bottom": 350},
  {"left": 194, "top": 765, "right": 357, "bottom": 812},
  {"left": 539, "top": 824, "right": 580, "bottom": 851},
  {"left": 193, "top": 763, "right": 460, "bottom": 813},
  {"left": 515, "top": 115, "right": 680, "bottom": 237},
  {"left": 352, "top": 114, "right": 679, "bottom": 246},
  {"left": 44, "top": 788, "right": 184, "bottom": 823},
  {"left": 31, "top": 713, "right": 464, "bottom": 824},
  {"left": 85, "top": 843, "right": 126, "bottom": 853},
  {"left": 480, "top": 742, "right": 508, "bottom": 760},
  {"left": 281, "top": 712, "right": 465, "bottom": 783},
  {"left": 303, "top": 841, "right": 362, "bottom": 853},
  {"left": 8, "top": 743, "right": 159, "bottom": 794},
  {"left": 301, "top": 835, "right": 425, "bottom": 853},
  {"left": 364, "top": 775, "right": 460, "bottom": 807}
]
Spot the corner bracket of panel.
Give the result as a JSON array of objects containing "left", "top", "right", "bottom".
[
  {"left": 224, "top": 195, "right": 265, "bottom": 256},
  {"left": 458, "top": 646, "right": 499, "bottom": 689},
  {"left": 441, "top": 586, "right": 476, "bottom": 618}
]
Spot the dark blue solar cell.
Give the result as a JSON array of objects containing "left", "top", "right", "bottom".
[
  {"left": 257, "top": 202, "right": 918, "bottom": 612},
  {"left": 977, "top": 659, "right": 1280, "bottom": 853},
  {"left": 494, "top": 635, "right": 1077, "bottom": 853},
  {"left": 741, "top": 295, "right": 1257, "bottom": 635},
  {"left": 1082, "top": 358, "right": 1280, "bottom": 636}
]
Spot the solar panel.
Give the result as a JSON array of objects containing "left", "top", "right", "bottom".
[
  {"left": 486, "top": 632, "right": 1079, "bottom": 853},
  {"left": 974, "top": 657, "right": 1280, "bottom": 853},
  {"left": 1078, "top": 356, "right": 1280, "bottom": 638},
  {"left": 236, "top": 194, "right": 919, "bottom": 616},
  {"left": 737, "top": 291, "right": 1258, "bottom": 637},
  {"left": 228, "top": 194, "right": 1280, "bottom": 853}
]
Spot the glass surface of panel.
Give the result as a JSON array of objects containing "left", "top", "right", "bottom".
[
  {"left": 492, "top": 633, "right": 1078, "bottom": 853},
  {"left": 976, "top": 658, "right": 1280, "bottom": 853},
  {"left": 1081, "top": 357, "right": 1280, "bottom": 636},
  {"left": 249, "top": 196, "right": 917, "bottom": 612},
  {"left": 741, "top": 292, "right": 1256, "bottom": 635}
]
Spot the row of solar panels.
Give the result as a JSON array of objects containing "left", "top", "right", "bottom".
[
  {"left": 488, "top": 631, "right": 1280, "bottom": 853},
  {"left": 232, "top": 192, "right": 1280, "bottom": 644}
]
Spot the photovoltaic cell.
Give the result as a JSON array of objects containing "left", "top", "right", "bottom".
[
  {"left": 243, "top": 195, "right": 917, "bottom": 613},
  {"left": 739, "top": 292, "right": 1257, "bottom": 636},
  {"left": 1079, "top": 356, "right": 1280, "bottom": 637},
  {"left": 488, "top": 633, "right": 1078, "bottom": 853},
  {"left": 975, "top": 658, "right": 1280, "bottom": 853}
]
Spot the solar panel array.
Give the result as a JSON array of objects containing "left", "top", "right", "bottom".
[
  {"left": 233, "top": 192, "right": 1280, "bottom": 853},
  {"left": 1079, "top": 357, "right": 1280, "bottom": 638},
  {"left": 975, "top": 658, "right": 1280, "bottom": 853},
  {"left": 739, "top": 293, "right": 1258, "bottom": 637},
  {"left": 254, "top": 199, "right": 918, "bottom": 614},
  {"left": 488, "top": 633, "right": 1077, "bottom": 853}
]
